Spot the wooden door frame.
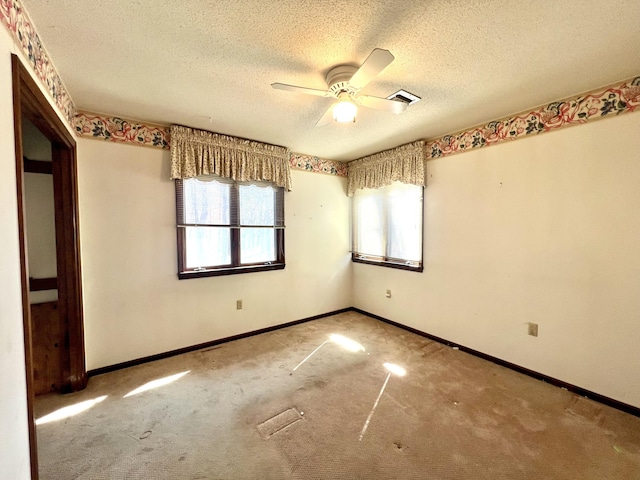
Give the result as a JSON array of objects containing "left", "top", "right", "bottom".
[{"left": 12, "top": 54, "right": 87, "bottom": 479}]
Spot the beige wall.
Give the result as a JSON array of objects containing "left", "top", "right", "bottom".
[
  {"left": 77, "top": 138, "right": 352, "bottom": 370},
  {"left": 0, "top": 29, "right": 32, "bottom": 480},
  {"left": 24, "top": 172, "right": 57, "bottom": 304},
  {"left": 354, "top": 112, "right": 640, "bottom": 408},
  {"left": 23, "top": 118, "right": 57, "bottom": 304},
  {"left": 22, "top": 117, "right": 52, "bottom": 160},
  {"left": 2, "top": 14, "right": 639, "bottom": 480}
]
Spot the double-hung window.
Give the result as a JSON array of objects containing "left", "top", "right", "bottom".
[
  {"left": 352, "top": 181, "right": 423, "bottom": 271},
  {"left": 175, "top": 175, "right": 285, "bottom": 278}
]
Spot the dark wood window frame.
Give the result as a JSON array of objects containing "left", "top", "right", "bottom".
[
  {"left": 175, "top": 178, "right": 285, "bottom": 279},
  {"left": 351, "top": 184, "right": 424, "bottom": 273},
  {"left": 352, "top": 254, "right": 424, "bottom": 272}
]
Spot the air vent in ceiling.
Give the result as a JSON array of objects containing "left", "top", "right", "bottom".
[{"left": 386, "top": 89, "right": 421, "bottom": 105}]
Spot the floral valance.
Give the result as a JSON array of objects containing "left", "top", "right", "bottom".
[
  {"left": 347, "top": 141, "right": 425, "bottom": 196},
  {"left": 170, "top": 125, "right": 292, "bottom": 190}
]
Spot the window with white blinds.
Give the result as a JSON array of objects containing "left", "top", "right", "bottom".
[
  {"left": 352, "top": 181, "right": 423, "bottom": 271},
  {"left": 175, "top": 175, "right": 285, "bottom": 278}
]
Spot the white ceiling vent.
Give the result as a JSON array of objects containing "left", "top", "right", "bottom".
[{"left": 387, "top": 90, "right": 421, "bottom": 105}]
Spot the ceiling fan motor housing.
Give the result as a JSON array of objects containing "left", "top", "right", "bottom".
[
  {"left": 326, "top": 65, "right": 358, "bottom": 96},
  {"left": 271, "top": 48, "right": 405, "bottom": 126}
]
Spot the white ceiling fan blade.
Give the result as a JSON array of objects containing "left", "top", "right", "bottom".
[
  {"left": 358, "top": 95, "right": 407, "bottom": 114},
  {"left": 315, "top": 104, "right": 335, "bottom": 127},
  {"left": 348, "top": 49, "right": 395, "bottom": 90},
  {"left": 271, "top": 83, "right": 331, "bottom": 97}
]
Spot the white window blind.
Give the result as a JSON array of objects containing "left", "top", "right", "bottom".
[{"left": 352, "top": 181, "right": 423, "bottom": 268}]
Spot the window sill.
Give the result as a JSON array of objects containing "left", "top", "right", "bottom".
[
  {"left": 351, "top": 256, "right": 423, "bottom": 273},
  {"left": 178, "top": 263, "right": 285, "bottom": 279}
]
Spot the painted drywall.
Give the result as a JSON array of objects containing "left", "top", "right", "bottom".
[
  {"left": 22, "top": 116, "right": 52, "bottom": 160},
  {"left": 0, "top": 30, "right": 32, "bottom": 480},
  {"left": 24, "top": 172, "right": 57, "bottom": 302},
  {"left": 22, "top": 176, "right": 55, "bottom": 275},
  {"left": 353, "top": 112, "right": 640, "bottom": 408},
  {"left": 23, "top": 118, "right": 57, "bottom": 304},
  {"left": 77, "top": 138, "right": 351, "bottom": 370}
]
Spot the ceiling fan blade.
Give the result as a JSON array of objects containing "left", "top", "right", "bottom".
[
  {"left": 348, "top": 49, "right": 395, "bottom": 90},
  {"left": 315, "top": 104, "right": 335, "bottom": 127},
  {"left": 271, "top": 83, "right": 331, "bottom": 97},
  {"left": 358, "top": 95, "right": 407, "bottom": 114}
]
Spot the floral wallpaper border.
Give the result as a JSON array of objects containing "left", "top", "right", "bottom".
[
  {"left": 75, "top": 111, "right": 348, "bottom": 177},
  {"left": 290, "top": 73, "right": 640, "bottom": 175},
  {"left": 0, "top": 0, "right": 75, "bottom": 126},
  {"left": 2, "top": 0, "right": 638, "bottom": 165},
  {"left": 75, "top": 75, "right": 640, "bottom": 172},
  {"left": 425, "top": 76, "right": 640, "bottom": 160},
  {"left": 289, "top": 153, "right": 347, "bottom": 177},
  {"left": 75, "top": 111, "right": 170, "bottom": 149}
]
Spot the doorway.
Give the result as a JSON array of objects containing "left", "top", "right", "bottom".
[
  {"left": 22, "top": 117, "right": 67, "bottom": 396},
  {"left": 12, "top": 55, "right": 87, "bottom": 479}
]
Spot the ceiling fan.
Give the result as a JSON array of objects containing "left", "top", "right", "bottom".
[{"left": 271, "top": 48, "right": 408, "bottom": 126}]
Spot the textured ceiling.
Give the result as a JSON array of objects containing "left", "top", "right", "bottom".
[{"left": 22, "top": 0, "right": 640, "bottom": 161}]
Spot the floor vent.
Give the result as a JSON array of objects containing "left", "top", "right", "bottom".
[{"left": 257, "top": 407, "right": 303, "bottom": 438}]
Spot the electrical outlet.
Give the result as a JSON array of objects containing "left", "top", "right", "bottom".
[
  {"left": 236, "top": 299, "right": 243, "bottom": 310},
  {"left": 386, "top": 289, "right": 392, "bottom": 298},
  {"left": 527, "top": 323, "right": 538, "bottom": 337}
]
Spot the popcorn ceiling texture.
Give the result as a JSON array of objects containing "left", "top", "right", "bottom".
[
  {"left": 20, "top": 0, "right": 640, "bottom": 161},
  {"left": 6, "top": 1, "right": 640, "bottom": 169},
  {"left": 0, "top": 0, "right": 75, "bottom": 126},
  {"left": 74, "top": 72, "right": 640, "bottom": 174}
]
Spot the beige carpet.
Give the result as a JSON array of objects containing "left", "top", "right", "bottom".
[{"left": 35, "top": 311, "right": 640, "bottom": 479}]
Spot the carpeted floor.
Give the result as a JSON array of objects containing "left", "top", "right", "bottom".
[{"left": 35, "top": 311, "right": 640, "bottom": 479}]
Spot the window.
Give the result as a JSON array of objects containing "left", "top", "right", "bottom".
[
  {"left": 351, "top": 181, "right": 423, "bottom": 271},
  {"left": 175, "top": 175, "right": 285, "bottom": 278}
]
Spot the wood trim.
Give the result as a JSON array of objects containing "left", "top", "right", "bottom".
[
  {"left": 351, "top": 185, "right": 425, "bottom": 273},
  {"left": 29, "top": 277, "right": 57, "bottom": 291},
  {"left": 352, "top": 308, "right": 640, "bottom": 418},
  {"left": 23, "top": 157, "right": 53, "bottom": 174},
  {"left": 12, "top": 53, "right": 39, "bottom": 480},
  {"left": 276, "top": 228, "right": 285, "bottom": 266},
  {"left": 88, "top": 307, "right": 353, "bottom": 377},
  {"left": 16, "top": 52, "right": 87, "bottom": 392},
  {"left": 13, "top": 53, "right": 88, "bottom": 479},
  {"left": 51, "top": 150, "right": 72, "bottom": 391},
  {"left": 16, "top": 54, "right": 87, "bottom": 392},
  {"left": 178, "top": 262, "right": 285, "bottom": 279},
  {"left": 15, "top": 63, "right": 75, "bottom": 147},
  {"left": 175, "top": 181, "right": 286, "bottom": 278},
  {"left": 352, "top": 255, "right": 424, "bottom": 272},
  {"left": 52, "top": 144, "right": 87, "bottom": 392},
  {"left": 87, "top": 304, "right": 640, "bottom": 418}
]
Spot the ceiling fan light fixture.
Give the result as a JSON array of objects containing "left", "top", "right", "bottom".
[
  {"left": 333, "top": 93, "right": 357, "bottom": 123},
  {"left": 272, "top": 48, "right": 402, "bottom": 126}
]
